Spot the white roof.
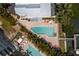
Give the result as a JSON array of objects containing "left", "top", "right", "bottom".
[{"left": 17, "top": 38, "right": 23, "bottom": 43}]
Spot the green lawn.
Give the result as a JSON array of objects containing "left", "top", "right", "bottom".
[
  {"left": 72, "top": 3, "right": 79, "bottom": 19},
  {"left": 71, "top": 4, "right": 79, "bottom": 34},
  {"left": 67, "top": 4, "right": 79, "bottom": 35}
]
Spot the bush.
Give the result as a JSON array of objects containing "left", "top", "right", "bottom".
[
  {"left": 62, "top": 24, "right": 74, "bottom": 38},
  {"left": 0, "top": 7, "right": 16, "bottom": 25},
  {"left": 20, "top": 25, "right": 29, "bottom": 32}
]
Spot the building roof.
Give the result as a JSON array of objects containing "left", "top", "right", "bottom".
[
  {"left": 0, "top": 29, "right": 16, "bottom": 55},
  {"left": 17, "top": 38, "right": 23, "bottom": 43}
]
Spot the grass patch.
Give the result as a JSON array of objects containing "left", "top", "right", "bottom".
[
  {"left": 72, "top": 3, "right": 79, "bottom": 19},
  {"left": 59, "top": 40, "right": 65, "bottom": 53}
]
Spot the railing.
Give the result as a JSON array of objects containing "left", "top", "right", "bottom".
[{"left": 59, "top": 34, "right": 79, "bottom": 53}]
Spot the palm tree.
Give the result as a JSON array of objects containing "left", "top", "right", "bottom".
[
  {"left": 26, "top": 50, "right": 32, "bottom": 56},
  {"left": 56, "top": 3, "right": 74, "bottom": 55},
  {"left": 56, "top": 3, "right": 74, "bottom": 37},
  {"left": 56, "top": 3, "right": 73, "bottom": 25}
]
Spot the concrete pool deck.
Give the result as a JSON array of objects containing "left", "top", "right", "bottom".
[{"left": 18, "top": 19, "right": 59, "bottom": 48}]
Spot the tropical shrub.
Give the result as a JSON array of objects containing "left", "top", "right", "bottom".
[
  {"left": 56, "top": 3, "right": 74, "bottom": 38},
  {"left": 62, "top": 24, "right": 74, "bottom": 38}
]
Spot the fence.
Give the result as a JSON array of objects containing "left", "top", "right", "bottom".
[{"left": 59, "top": 34, "right": 79, "bottom": 53}]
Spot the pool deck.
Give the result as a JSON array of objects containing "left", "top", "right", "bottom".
[{"left": 18, "top": 19, "right": 59, "bottom": 48}]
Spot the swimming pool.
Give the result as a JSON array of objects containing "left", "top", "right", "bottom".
[
  {"left": 31, "top": 26, "right": 55, "bottom": 37},
  {"left": 26, "top": 44, "right": 42, "bottom": 56}
]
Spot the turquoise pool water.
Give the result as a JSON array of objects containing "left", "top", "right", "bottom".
[
  {"left": 32, "top": 26, "right": 55, "bottom": 37},
  {"left": 26, "top": 45, "right": 42, "bottom": 56}
]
